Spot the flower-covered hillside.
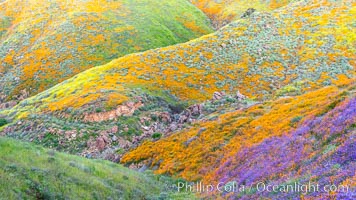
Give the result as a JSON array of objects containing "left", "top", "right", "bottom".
[
  {"left": 0, "top": 0, "right": 213, "bottom": 102},
  {"left": 5, "top": 0, "right": 355, "bottom": 118},
  {"left": 191, "top": 0, "right": 295, "bottom": 29},
  {"left": 211, "top": 96, "right": 356, "bottom": 199},
  {"left": 122, "top": 79, "right": 355, "bottom": 183}
]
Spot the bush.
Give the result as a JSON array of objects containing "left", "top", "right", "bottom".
[
  {"left": 152, "top": 132, "right": 162, "bottom": 139},
  {"left": 290, "top": 116, "right": 303, "bottom": 127},
  {"left": 0, "top": 118, "right": 8, "bottom": 127}
]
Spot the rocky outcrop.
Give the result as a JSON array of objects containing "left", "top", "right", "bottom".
[
  {"left": 0, "top": 89, "right": 29, "bottom": 106},
  {"left": 212, "top": 91, "right": 226, "bottom": 101},
  {"left": 87, "top": 132, "right": 111, "bottom": 152},
  {"left": 212, "top": 90, "right": 246, "bottom": 102},
  {"left": 235, "top": 90, "right": 247, "bottom": 101},
  {"left": 241, "top": 8, "right": 256, "bottom": 18},
  {"left": 188, "top": 104, "right": 203, "bottom": 116},
  {"left": 0, "top": 101, "right": 17, "bottom": 110},
  {"left": 83, "top": 101, "right": 143, "bottom": 122},
  {"left": 1, "top": 90, "right": 249, "bottom": 164}
]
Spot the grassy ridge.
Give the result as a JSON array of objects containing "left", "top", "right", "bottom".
[
  {"left": 0, "top": 136, "right": 194, "bottom": 199},
  {"left": 0, "top": 0, "right": 213, "bottom": 101}
]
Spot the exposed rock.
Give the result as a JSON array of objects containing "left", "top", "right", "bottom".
[
  {"left": 188, "top": 104, "right": 203, "bottom": 116},
  {"left": 235, "top": 90, "right": 247, "bottom": 101},
  {"left": 111, "top": 126, "right": 119, "bottom": 134},
  {"left": 117, "top": 137, "right": 132, "bottom": 149},
  {"left": 159, "top": 112, "right": 171, "bottom": 123},
  {"left": 0, "top": 101, "right": 17, "bottom": 109},
  {"left": 140, "top": 116, "right": 151, "bottom": 124},
  {"left": 96, "top": 137, "right": 107, "bottom": 151},
  {"left": 142, "top": 126, "right": 150, "bottom": 131},
  {"left": 197, "top": 127, "right": 207, "bottom": 136},
  {"left": 83, "top": 101, "right": 143, "bottom": 122},
  {"left": 64, "top": 130, "right": 77, "bottom": 140},
  {"left": 152, "top": 165, "right": 159, "bottom": 170},
  {"left": 100, "top": 148, "right": 121, "bottom": 162},
  {"left": 184, "top": 136, "right": 198, "bottom": 147},
  {"left": 86, "top": 133, "right": 112, "bottom": 152},
  {"left": 168, "top": 122, "right": 178, "bottom": 132},
  {"left": 86, "top": 137, "right": 96, "bottom": 151},
  {"left": 16, "top": 89, "right": 30, "bottom": 101},
  {"left": 178, "top": 110, "right": 191, "bottom": 123},
  {"left": 241, "top": 8, "right": 256, "bottom": 18},
  {"left": 138, "top": 164, "right": 148, "bottom": 173},
  {"left": 212, "top": 91, "right": 226, "bottom": 101}
]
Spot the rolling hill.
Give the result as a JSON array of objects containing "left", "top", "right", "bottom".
[
  {"left": 1, "top": 0, "right": 355, "bottom": 161},
  {"left": 191, "top": 0, "right": 295, "bottom": 29},
  {"left": 0, "top": 0, "right": 213, "bottom": 103},
  {"left": 0, "top": 0, "right": 355, "bottom": 199},
  {"left": 122, "top": 81, "right": 355, "bottom": 198},
  {"left": 3, "top": 0, "right": 354, "bottom": 117},
  {"left": 0, "top": 136, "right": 194, "bottom": 199}
]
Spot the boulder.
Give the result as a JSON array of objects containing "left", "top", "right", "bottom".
[
  {"left": 212, "top": 91, "right": 226, "bottom": 101},
  {"left": 188, "top": 104, "right": 203, "bottom": 116},
  {"left": 235, "top": 90, "right": 247, "bottom": 101},
  {"left": 95, "top": 137, "right": 106, "bottom": 151},
  {"left": 241, "top": 8, "right": 256, "bottom": 18}
]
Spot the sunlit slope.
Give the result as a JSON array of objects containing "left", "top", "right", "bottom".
[
  {"left": 122, "top": 80, "right": 356, "bottom": 199},
  {"left": 0, "top": 0, "right": 213, "bottom": 101},
  {"left": 191, "top": 0, "right": 295, "bottom": 28},
  {"left": 0, "top": 136, "right": 194, "bottom": 199},
  {"left": 122, "top": 80, "right": 355, "bottom": 181},
  {"left": 6, "top": 0, "right": 355, "bottom": 118}
]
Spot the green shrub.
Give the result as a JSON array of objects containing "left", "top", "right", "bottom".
[
  {"left": 291, "top": 116, "right": 302, "bottom": 124},
  {"left": 0, "top": 118, "right": 7, "bottom": 127},
  {"left": 290, "top": 116, "right": 303, "bottom": 127},
  {"left": 152, "top": 132, "right": 162, "bottom": 139}
]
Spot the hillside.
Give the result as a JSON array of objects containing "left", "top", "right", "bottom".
[
  {"left": 2, "top": 0, "right": 353, "bottom": 117},
  {"left": 1, "top": 0, "right": 354, "bottom": 160},
  {"left": 122, "top": 81, "right": 356, "bottom": 199},
  {"left": 191, "top": 0, "right": 295, "bottom": 29},
  {"left": 0, "top": 136, "right": 194, "bottom": 199},
  {"left": 0, "top": 0, "right": 213, "bottom": 103},
  {"left": 0, "top": 0, "right": 355, "bottom": 199}
]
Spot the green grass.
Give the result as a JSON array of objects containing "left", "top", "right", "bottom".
[
  {"left": 0, "top": 137, "right": 194, "bottom": 200},
  {"left": 122, "top": 0, "right": 213, "bottom": 50}
]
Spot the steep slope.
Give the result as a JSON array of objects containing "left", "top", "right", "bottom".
[
  {"left": 191, "top": 0, "right": 295, "bottom": 29},
  {"left": 0, "top": 136, "right": 194, "bottom": 199},
  {"left": 0, "top": 0, "right": 213, "bottom": 103},
  {"left": 212, "top": 96, "right": 356, "bottom": 199},
  {"left": 122, "top": 79, "right": 356, "bottom": 199}
]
